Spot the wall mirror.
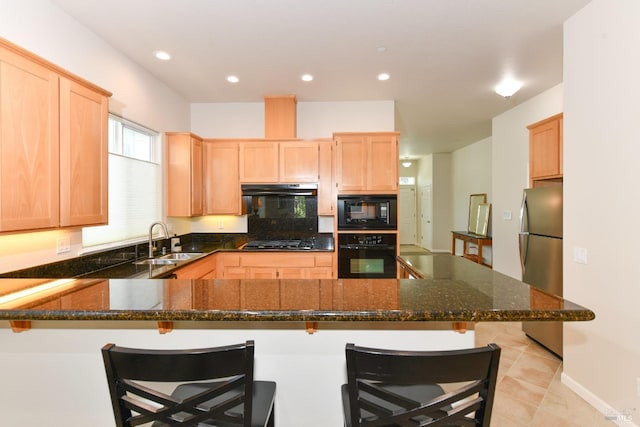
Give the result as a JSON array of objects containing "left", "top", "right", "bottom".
[
  {"left": 474, "top": 203, "right": 491, "bottom": 236},
  {"left": 468, "top": 194, "right": 487, "bottom": 234}
]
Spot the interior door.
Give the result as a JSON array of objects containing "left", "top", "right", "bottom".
[
  {"left": 419, "top": 185, "right": 433, "bottom": 250},
  {"left": 399, "top": 187, "right": 417, "bottom": 244}
]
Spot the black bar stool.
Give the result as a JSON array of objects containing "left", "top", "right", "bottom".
[
  {"left": 102, "top": 340, "right": 275, "bottom": 427},
  {"left": 342, "top": 343, "right": 501, "bottom": 426}
]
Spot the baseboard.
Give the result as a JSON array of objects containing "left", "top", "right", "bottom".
[{"left": 561, "top": 372, "right": 638, "bottom": 426}]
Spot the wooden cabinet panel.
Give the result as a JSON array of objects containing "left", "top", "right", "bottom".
[
  {"left": 59, "top": 77, "right": 109, "bottom": 227},
  {"left": 368, "top": 134, "right": 398, "bottom": 191},
  {"left": 528, "top": 113, "right": 563, "bottom": 184},
  {"left": 0, "top": 47, "right": 60, "bottom": 231},
  {"left": 335, "top": 132, "right": 399, "bottom": 192},
  {"left": 335, "top": 134, "right": 368, "bottom": 191},
  {"left": 60, "top": 281, "right": 109, "bottom": 310},
  {"left": 218, "top": 252, "right": 333, "bottom": 279},
  {"left": 317, "top": 139, "right": 334, "bottom": 215},
  {"left": 172, "top": 254, "right": 217, "bottom": 279},
  {"left": 166, "top": 133, "right": 203, "bottom": 217},
  {"left": 204, "top": 140, "right": 240, "bottom": 214},
  {"left": 264, "top": 95, "right": 296, "bottom": 139},
  {"left": 239, "top": 140, "right": 279, "bottom": 183},
  {"left": 279, "top": 141, "right": 318, "bottom": 183},
  {"left": 0, "top": 39, "right": 111, "bottom": 233}
]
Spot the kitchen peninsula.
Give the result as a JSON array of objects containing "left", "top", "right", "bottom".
[{"left": 0, "top": 254, "right": 593, "bottom": 426}]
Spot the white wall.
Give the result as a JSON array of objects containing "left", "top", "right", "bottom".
[
  {"left": 452, "top": 138, "right": 492, "bottom": 261},
  {"left": 191, "top": 100, "right": 395, "bottom": 139},
  {"left": 0, "top": 0, "right": 191, "bottom": 273},
  {"left": 491, "top": 84, "right": 563, "bottom": 278},
  {"left": 563, "top": 0, "right": 640, "bottom": 421}
]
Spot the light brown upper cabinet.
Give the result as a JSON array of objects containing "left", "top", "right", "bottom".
[
  {"left": 239, "top": 140, "right": 320, "bottom": 184},
  {"left": 59, "top": 77, "right": 109, "bottom": 227},
  {"left": 279, "top": 140, "right": 319, "bottom": 183},
  {"left": 334, "top": 132, "right": 399, "bottom": 193},
  {"left": 203, "top": 140, "right": 241, "bottom": 215},
  {"left": 239, "top": 140, "right": 279, "bottom": 183},
  {"left": 0, "top": 38, "right": 110, "bottom": 233},
  {"left": 317, "top": 139, "right": 334, "bottom": 215},
  {"left": 528, "top": 113, "right": 563, "bottom": 185},
  {"left": 166, "top": 133, "right": 203, "bottom": 217}
]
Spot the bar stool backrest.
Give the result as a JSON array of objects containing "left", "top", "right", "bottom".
[
  {"left": 102, "top": 341, "right": 256, "bottom": 427},
  {"left": 343, "top": 343, "right": 501, "bottom": 427}
]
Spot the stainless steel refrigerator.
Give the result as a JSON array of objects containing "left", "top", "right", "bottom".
[{"left": 519, "top": 185, "right": 563, "bottom": 357}]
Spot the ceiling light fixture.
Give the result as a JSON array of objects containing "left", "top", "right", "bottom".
[
  {"left": 377, "top": 72, "right": 390, "bottom": 81},
  {"left": 402, "top": 160, "right": 412, "bottom": 167},
  {"left": 495, "top": 76, "right": 522, "bottom": 98},
  {"left": 226, "top": 75, "right": 239, "bottom": 83},
  {"left": 301, "top": 74, "right": 314, "bottom": 82},
  {"left": 154, "top": 50, "right": 172, "bottom": 61}
]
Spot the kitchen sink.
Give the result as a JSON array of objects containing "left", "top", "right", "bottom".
[
  {"left": 158, "top": 252, "right": 203, "bottom": 260},
  {"left": 134, "top": 258, "right": 181, "bottom": 266}
]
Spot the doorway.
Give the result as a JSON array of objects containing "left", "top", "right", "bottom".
[{"left": 399, "top": 187, "right": 417, "bottom": 244}]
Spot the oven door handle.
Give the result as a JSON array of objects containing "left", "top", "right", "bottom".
[{"left": 339, "top": 244, "right": 396, "bottom": 250}]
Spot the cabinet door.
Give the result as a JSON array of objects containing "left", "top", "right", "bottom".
[
  {"left": 173, "top": 254, "right": 217, "bottom": 279},
  {"left": 318, "top": 139, "right": 334, "bottom": 215},
  {"left": 335, "top": 134, "right": 367, "bottom": 191},
  {"left": 0, "top": 48, "right": 60, "bottom": 231},
  {"left": 190, "top": 137, "right": 204, "bottom": 216},
  {"left": 239, "top": 141, "right": 279, "bottom": 182},
  {"left": 368, "top": 134, "right": 398, "bottom": 191},
  {"left": 59, "top": 77, "right": 109, "bottom": 226},
  {"left": 167, "top": 133, "right": 203, "bottom": 217},
  {"left": 204, "top": 141, "right": 240, "bottom": 214},
  {"left": 529, "top": 115, "right": 562, "bottom": 180},
  {"left": 279, "top": 141, "right": 318, "bottom": 182},
  {"left": 247, "top": 267, "right": 279, "bottom": 279}
]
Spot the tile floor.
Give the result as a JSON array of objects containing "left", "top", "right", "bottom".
[
  {"left": 475, "top": 322, "right": 615, "bottom": 426},
  {"left": 398, "top": 245, "right": 613, "bottom": 425}
]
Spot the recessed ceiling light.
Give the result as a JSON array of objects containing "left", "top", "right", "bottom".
[
  {"left": 377, "top": 73, "right": 390, "bottom": 81},
  {"left": 226, "top": 75, "right": 240, "bottom": 83},
  {"left": 376, "top": 46, "right": 387, "bottom": 53},
  {"left": 154, "top": 50, "right": 172, "bottom": 61},
  {"left": 495, "top": 76, "right": 522, "bottom": 98},
  {"left": 301, "top": 74, "right": 314, "bottom": 82}
]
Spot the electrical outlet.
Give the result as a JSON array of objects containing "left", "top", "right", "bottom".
[
  {"left": 503, "top": 211, "right": 512, "bottom": 220},
  {"left": 56, "top": 237, "right": 71, "bottom": 254}
]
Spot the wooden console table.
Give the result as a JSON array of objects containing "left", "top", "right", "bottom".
[{"left": 451, "top": 231, "right": 492, "bottom": 268}]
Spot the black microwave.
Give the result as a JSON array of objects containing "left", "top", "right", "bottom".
[{"left": 337, "top": 195, "right": 397, "bottom": 230}]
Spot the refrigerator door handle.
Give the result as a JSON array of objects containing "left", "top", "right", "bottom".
[
  {"left": 520, "top": 191, "right": 528, "bottom": 233},
  {"left": 519, "top": 232, "right": 529, "bottom": 274},
  {"left": 519, "top": 192, "right": 529, "bottom": 274}
]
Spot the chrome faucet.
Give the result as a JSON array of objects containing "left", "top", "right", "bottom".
[{"left": 148, "top": 222, "right": 170, "bottom": 258}]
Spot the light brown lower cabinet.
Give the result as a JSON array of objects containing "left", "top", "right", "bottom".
[
  {"left": 217, "top": 252, "right": 333, "bottom": 279},
  {"left": 171, "top": 253, "right": 217, "bottom": 279}
]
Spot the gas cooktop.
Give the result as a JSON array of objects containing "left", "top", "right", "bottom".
[{"left": 243, "top": 239, "right": 314, "bottom": 250}]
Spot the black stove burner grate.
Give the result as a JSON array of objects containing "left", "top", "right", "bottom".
[{"left": 244, "top": 239, "right": 314, "bottom": 250}]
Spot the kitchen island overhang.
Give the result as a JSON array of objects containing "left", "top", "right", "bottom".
[{"left": 0, "top": 256, "right": 595, "bottom": 427}]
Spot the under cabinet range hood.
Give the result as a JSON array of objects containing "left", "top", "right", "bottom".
[{"left": 241, "top": 183, "right": 317, "bottom": 197}]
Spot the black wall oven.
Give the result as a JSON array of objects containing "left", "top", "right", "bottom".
[
  {"left": 337, "top": 195, "right": 397, "bottom": 230},
  {"left": 338, "top": 234, "right": 397, "bottom": 278}
]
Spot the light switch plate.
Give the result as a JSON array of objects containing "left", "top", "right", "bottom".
[
  {"left": 502, "top": 211, "right": 512, "bottom": 220},
  {"left": 573, "top": 247, "right": 588, "bottom": 264}
]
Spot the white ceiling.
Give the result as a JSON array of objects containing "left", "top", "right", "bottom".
[{"left": 52, "top": 0, "right": 590, "bottom": 158}]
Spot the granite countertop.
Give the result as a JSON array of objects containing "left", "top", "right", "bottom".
[
  {"left": 0, "top": 255, "right": 594, "bottom": 323},
  {"left": 0, "top": 233, "right": 335, "bottom": 280}
]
